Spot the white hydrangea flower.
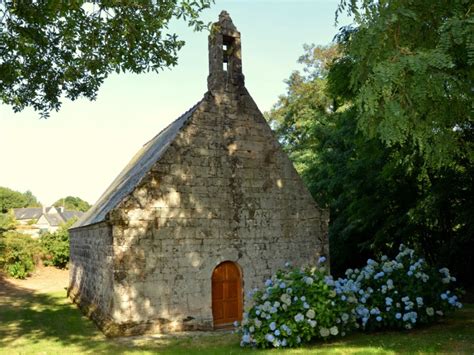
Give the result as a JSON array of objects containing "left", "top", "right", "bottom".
[
  {"left": 319, "top": 327, "right": 330, "bottom": 337},
  {"left": 426, "top": 307, "right": 434, "bottom": 316},
  {"left": 330, "top": 326, "right": 339, "bottom": 336},
  {"left": 280, "top": 293, "right": 291, "bottom": 305},
  {"left": 306, "top": 309, "right": 316, "bottom": 319}
]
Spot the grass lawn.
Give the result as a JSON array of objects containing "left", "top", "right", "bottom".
[{"left": 0, "top": 288, "right": 473, "bottom": 354}]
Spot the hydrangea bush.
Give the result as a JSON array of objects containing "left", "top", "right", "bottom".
[
  {"left": 239, "top": 257, "right": 358, "bottom": 348},
  {"left": 340, "top": 244, "right": 462, "bottom": 330},
  {"left": 239, "top": 245, "right": 462, "bottom": 348}
]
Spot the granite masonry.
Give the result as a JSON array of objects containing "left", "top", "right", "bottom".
[{"left": 69, "top": 11, "right": 329, "bottom": 336}]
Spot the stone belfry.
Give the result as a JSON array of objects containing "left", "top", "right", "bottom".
[{"left": 207, "top": 11, "right": 245, "bottom": 93}]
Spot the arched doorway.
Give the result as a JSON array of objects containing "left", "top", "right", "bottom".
[{"left": 211, "top": 261, "right": 243, "bottom": 328}]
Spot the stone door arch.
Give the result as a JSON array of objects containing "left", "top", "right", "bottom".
[{"left": 211, "top": 261, "right": 243, "bottom": 327}]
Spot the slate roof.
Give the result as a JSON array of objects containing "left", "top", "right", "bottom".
[
  {"left": 73, "top": 100, "right": 202, "bottom": 229},
  {"left": 13, "top": 206, "right": 84, "bottom": 226},
  {"left": 60, "top": 210, "right": 84, "bottom": 221},
  {"left": 14, "top": 208, "right": 43, "bottom": 220},
  {"left": 44, "top": 213, "right": 66, "bottom": 227}
]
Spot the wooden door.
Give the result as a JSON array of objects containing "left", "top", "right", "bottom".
[{"left": 212, "top": 261, "right": 242, "bottom": 327}]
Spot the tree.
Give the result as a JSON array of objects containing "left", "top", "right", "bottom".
[
  {"left": 333, "top": 0, "right": 473, "bottom": 170},
  {"left": 23, "top": 190, "right": 41, "bottom": 207},
  {"left": 0, "top": 210, "right": 16, "bottom": 233},
  {"left": 326, "top": 0, "right": 474, "bottom": 284},
  {"left": 0, "top": 0, "right": 213, "bottom": 117},
  {"left": 266, "top": 44, "right": 339, "bottom": 196},
  {"left": 0, "top": 186, "right": 41, "bottom": 212},
  {"left": 41, "top": 218, "right": 77, "bottom": 269},
  {"left": 268, "top": 1, "right": 473, "bottom": 287},
  {"left": 53, "top": 196, "right": 91, "bottom": 212}
]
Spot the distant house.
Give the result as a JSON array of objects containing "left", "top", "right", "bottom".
[{"left": 13, "top": 206, "right": 84, "bottom": 237}]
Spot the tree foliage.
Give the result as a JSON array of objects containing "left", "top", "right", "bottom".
[
  {"left": 267, "top": 44, "right": 339, "bottom": 197},
  {"left": 53, "top": 196, "right": 91, "bottom": 212},
  {"left": 0, "top": 186, "right": 41, "bottom": 212},
  {"left": 0, "top": 0, "right": 213, "bottom": 117},
  {"left": 0, "top": 210, "right": 17, "bottom": 233},
  {"left": 333, "top": 0, "right": 473, "bottom": 170},
  {"left": 327, "top": 0, "right": 474, "bottom": 283},
  {"left": 0, "top": 231, "right": 41, "bottom": 279},
  {"left": 267, "top": 0, "right": 473, "bottom": 287},
  {"left": 41, "top": 218, "right": 76, "bottom": 269}
]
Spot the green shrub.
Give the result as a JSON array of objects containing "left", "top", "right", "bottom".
[
  {"left": 40, "top": 226, "right": 70, "bottom": 268},
  {"left": 239, "top": 245, "right": 463, "bottom": 349},
  {"left": 0, "top": 231, "right": 40, "bottom": 279},
  {"left": 344, "top": 244, "right": 462, "bottom": 331},
  {"left": 239, "top": 258, "right": 358, "bottom": 348}
]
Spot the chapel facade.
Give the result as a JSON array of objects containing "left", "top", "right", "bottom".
[{"left": 68, "top": 11, "right": 329, "bottom": 336}]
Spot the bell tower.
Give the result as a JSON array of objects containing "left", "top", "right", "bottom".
[{"left": 207, "top": 11, "right": 245, "bottom": 94}]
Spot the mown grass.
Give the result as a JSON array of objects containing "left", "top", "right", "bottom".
[{"left": 0, "top": 288, "right": 473, "bottom": 354}]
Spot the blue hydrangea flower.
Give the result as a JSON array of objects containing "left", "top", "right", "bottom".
[
  {"left": 374, "top": 271, "right": 385, "bottom": 280},
  {"left": 269, "top": 321, "right": 276, "bottom": 331},
  {"left": 265, "top": 334, "right": 275, "bottom": 342},
  {"left": 294, "top": 313, "right": 304, "bottom": 322},
  {"left": 395, "top": 313, "right": 402, "bottom": 319},
  {"left": 318, "top": 256, "right": 327, "bottom": 264}
]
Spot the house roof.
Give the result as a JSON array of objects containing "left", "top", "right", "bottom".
[
  {"left": 60, "top": 210, "right": 84, "bottom": 221},
  {"left": 13, "top": 207, "right": 84, "bottom": 226},
  {"left": 44, "top": 213, "right": 65, "bottom": 227},
  {"left": 13, "top": 207, "right": 43, "bottom": 220},
  {"left": 72, "top": 100, "right": 202, "bottom": 229}
]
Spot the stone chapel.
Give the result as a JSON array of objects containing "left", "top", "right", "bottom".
[{"left": 69, "top": 11, "right": 329, "bottom": 336}]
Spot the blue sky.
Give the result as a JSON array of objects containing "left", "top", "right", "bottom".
[{"left": 0, "top": 0, "right": 351, "bottom": 205}]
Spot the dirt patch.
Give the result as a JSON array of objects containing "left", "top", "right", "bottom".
[{"left": 0, "top": 266, "right": 68, "bottom": 296}]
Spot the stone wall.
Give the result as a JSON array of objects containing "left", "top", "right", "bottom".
[
  {"left": 102, "top": 87, "right": 329, "bottom": 335},
  {"left": 69, "top": 222, "right": 115, "bottom": 331}
]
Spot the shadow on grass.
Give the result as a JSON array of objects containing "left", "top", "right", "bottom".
[
  {"left": 0, "top": 274, "right": 473, "bottom": 354},
  {"left": 0, "top": 275, "right": 243, "bottom": 354}
]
